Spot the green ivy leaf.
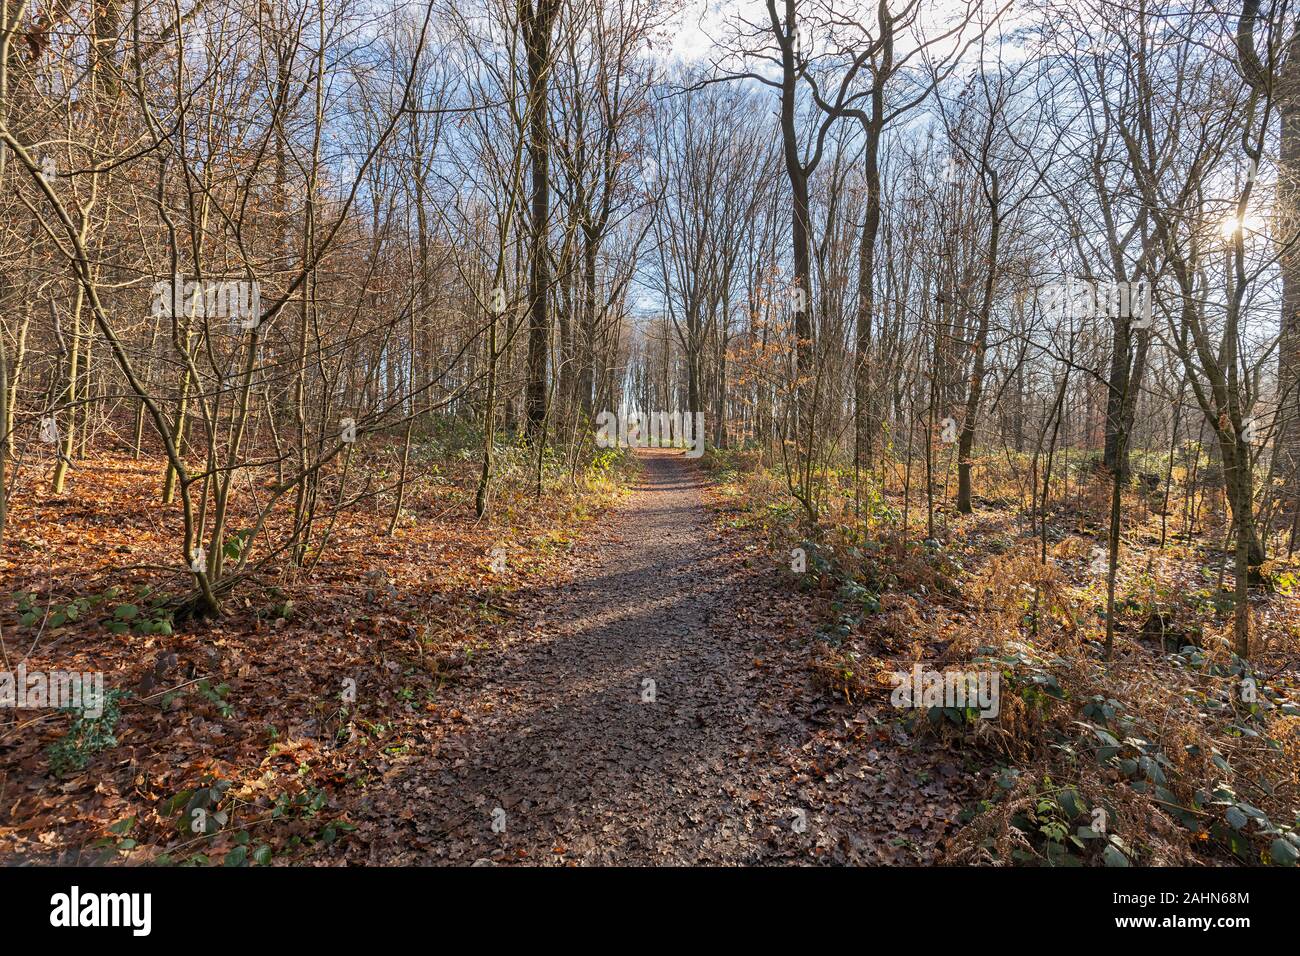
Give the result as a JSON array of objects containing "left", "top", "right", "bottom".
[{"left": 1270, "top": 839, "right": 1298, "bottom": 867}]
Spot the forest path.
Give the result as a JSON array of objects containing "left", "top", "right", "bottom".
[{"left": 353, "top": 448, "right": 966, "bottom": 865}]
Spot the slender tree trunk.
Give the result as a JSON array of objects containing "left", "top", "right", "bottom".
[
  {"left": 855, "top": 133, "right": 881, "bottom": 475},
  {"left": 0, "top": 324, "right": 8, "bottom": 557},
  {"left": 52, "top": 287, "right": 86, "bottom": 494},
  {"left": 477, "top": 293, "right": 500, "bottom": 518},
  {"left": 579, "top": 230, "right": 597, "bottom": 420},
  {"left": 957, "top": 209, "right": 998, "bottom": 514}
]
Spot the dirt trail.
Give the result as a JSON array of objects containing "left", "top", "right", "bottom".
[{"left": 355, "top": 448, "right": 969, "bottom": 865}]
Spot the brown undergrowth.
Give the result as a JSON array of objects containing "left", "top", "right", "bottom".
[
  {"left": 703, "top": 446, "right": 1300, "bottom": 867},
  {"left": 0, "top": 436, "right": 633, "bottom": 865}
]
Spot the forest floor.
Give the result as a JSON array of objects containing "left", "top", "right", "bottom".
[
  {"left": 1, "top": 446, "right": 975, "bottom": 865},
  {"left": 13, "top": 439, "right": 1294, "bottom": 866},
  {"left": 349, "top": 448, "right": 973, "bottom": 865}
]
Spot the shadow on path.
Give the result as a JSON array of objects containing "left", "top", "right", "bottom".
[{"left": 352, "top": 449, "right": 971, "bottom": 865}]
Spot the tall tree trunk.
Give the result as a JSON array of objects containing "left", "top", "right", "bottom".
[
  {"left": 957, "top": 175, "right": 1000, "bottom": 514},
  {"left": 1239, "top": 4, "right": 1300, "bottom": 504},
  {"left": 578, "top": 229, "right": 597, "bottom": 419},
  {"left": 855, "top": 129, "right": 881, "bottom": 474},
  {"left": 1277, "top": 99, "right": 1300, "bottom": 493},
  {"left": 523, "top": 0, "right": 558, "bottom": 439},
  {"left": 774, "top": 0, "right": 813, "bottom": 420}
]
